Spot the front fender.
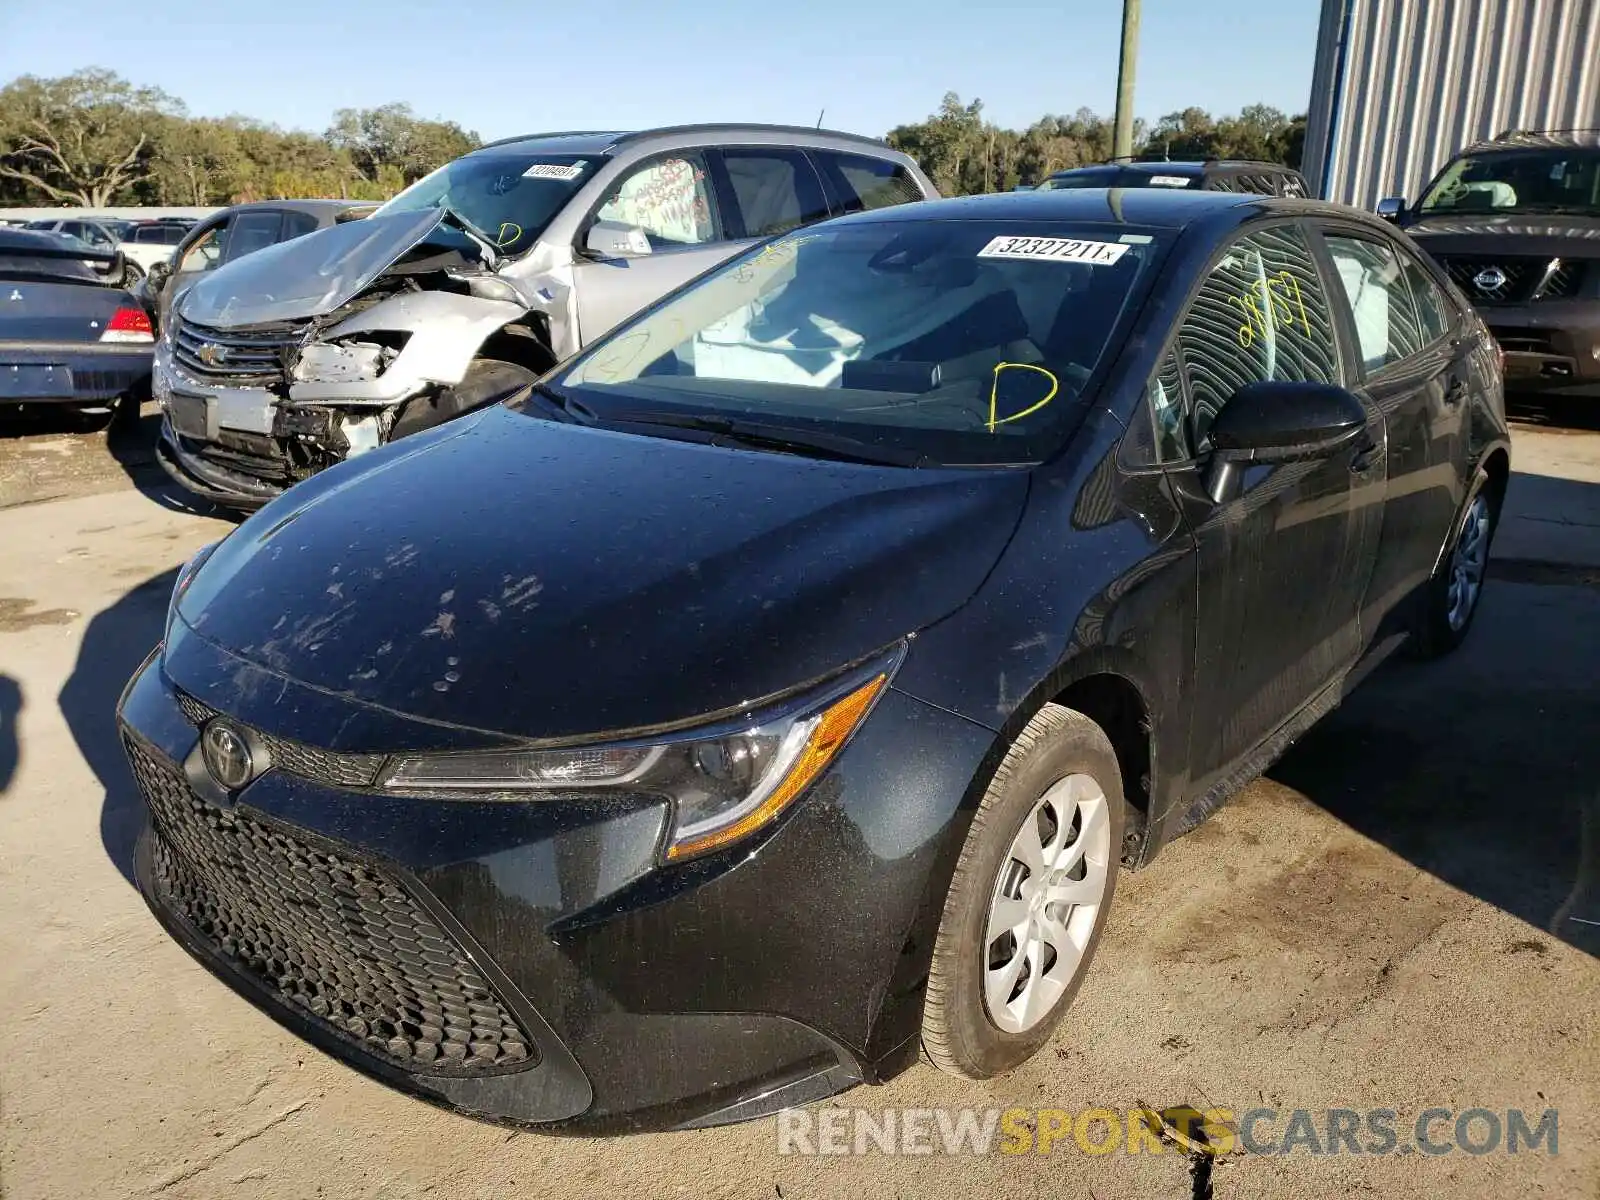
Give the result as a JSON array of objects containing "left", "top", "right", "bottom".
[{"left": 288, "top": 291, "right": 528, "bottom": 405}]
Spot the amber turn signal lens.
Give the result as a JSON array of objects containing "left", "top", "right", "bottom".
[{"left": 666, "top": 673, "right": 888, "bottom": 860}]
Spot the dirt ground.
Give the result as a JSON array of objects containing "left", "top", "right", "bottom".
[{"left": 0, "top": 402, "right": 1596, "bottom": 1199}]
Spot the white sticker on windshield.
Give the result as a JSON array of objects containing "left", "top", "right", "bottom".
[
  {"left": 523, "top": 162, "right": 584, "bottom": 180},
  {"left": 977, "top": 236, "right": 1131, "bottom": 265},
  {"left": 1148, "top": 175, "right": 1192, "bottom": 188}
]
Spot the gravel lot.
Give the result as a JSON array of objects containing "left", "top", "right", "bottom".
[{"left": 1, "top": 401, "right": 1595, "bottom": 1199}]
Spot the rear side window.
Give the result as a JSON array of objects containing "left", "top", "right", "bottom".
[
  {"left": 1323, "top": 234, "right": 1425, "bottom": 371},
  {"left": 813, "top": 151, "right": 923, "bottom": 214},
  {"left": 719, "top": 149, "right": 830, "bottom": 239},
  {"left": 221, "top": 212, "right": 284, "bottom": 264},
  {"left": 1395, "top": 248, "right": 1453, "bottom": 343},
  {"left": 1180, "top": 224, "right": 1341, "bottom": 445}
]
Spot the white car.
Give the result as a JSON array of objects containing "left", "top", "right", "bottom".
[{"left": 116, "top": 221, "right": 193, "bottom": 272}]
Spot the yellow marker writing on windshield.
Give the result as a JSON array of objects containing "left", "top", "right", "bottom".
[
  {"left": 987, "top": 362, "right": 1059, "bottom": 432},
  {"left": 495, "top": 222, "right": 523, "bottom": 247}
]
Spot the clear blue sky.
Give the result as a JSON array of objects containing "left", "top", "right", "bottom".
[{"left": 0, "top": 0, "right": 1323, "bottom": 140}]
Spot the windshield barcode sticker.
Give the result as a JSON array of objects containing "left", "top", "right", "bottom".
[
  {"left": 523, "top": 162, "right": 584, "bottom": 180},
  {"left": 1148, "top": 175, "right": 1191, "bottom": 188},
  {"left": 978, "top": 236, "right": 1131, "bottom": 265}
]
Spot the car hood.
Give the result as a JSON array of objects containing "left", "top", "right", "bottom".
[
  {"left": 1406, "top": 212, "right": 1600, "bottom": 257},
  {"left": 178, "top": 209, "right": 449, "bottom": 328},
  {"left": 173, "top": 406, "right": 1030, "bottom": 741}
]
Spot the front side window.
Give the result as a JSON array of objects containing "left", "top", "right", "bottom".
[
  {"left": 721, "top": 149, "right": 830, "bottom": 238},
  {"left": 1180, "top": 224, "right": 1340, "bottom": 446},
  {"left": 1419, "top": 148, "right": 1600, "bottom": 216},
  {"left": 178, "top": 225, "right": 226, "bottom": 273},
  {"left": 550, "top": 219, "right": 1169, "bottom": 465},
  {"left": 375, "top": 152, "right": 603, "bottom": 255},
  {"left": 1324, "top": 234, "right": 1425, "bottom": 372},
  {"left": 594, "top": 154, "right": 717, "bottom": 248}
]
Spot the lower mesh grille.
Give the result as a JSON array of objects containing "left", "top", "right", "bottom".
[{"left": 127, "top": 735, "right": 535, "bottom": 1075}]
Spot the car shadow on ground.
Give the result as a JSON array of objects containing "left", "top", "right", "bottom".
[
  {"left": 1270, "top": 564, "right": 1600, "bottom": 957},
  {"left": 1506, "top": 393, "right": 1600, "bottom": 433},
  {"left": 0, "top": 673, "right": 20, "bottom": 796},
  {"left": 59, "top": 566, "right": 178, "bottom": 887}
]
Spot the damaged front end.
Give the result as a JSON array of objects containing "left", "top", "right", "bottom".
[{"left": 155, "top": 208, "right": 573, "bottom": 508}]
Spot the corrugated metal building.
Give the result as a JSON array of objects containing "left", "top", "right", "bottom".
[{"left": 1303, "top": 0, "right": 1600, "bottom": 208}]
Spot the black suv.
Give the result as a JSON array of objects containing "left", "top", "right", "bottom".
[
  {"left": 1037, "top": 158, "right": 1308, "bottom": 198},
  {"left": 1381, "top": 129, "right": 1600, "bottom": 399}
]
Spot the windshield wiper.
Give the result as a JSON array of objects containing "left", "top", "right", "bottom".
[
  {"left": 606, "top": 410, "right": 924, "bottom": 467},
  {"left": 520, "top": 382, "right": 598, "bottom": 424}
]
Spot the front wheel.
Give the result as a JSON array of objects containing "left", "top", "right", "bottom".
[
  {"left": 390, "top": 358, "right": 537, "bottom": 442},
  {"left": 922, "top": 704, "right": 1125, "bottom": 1079}
]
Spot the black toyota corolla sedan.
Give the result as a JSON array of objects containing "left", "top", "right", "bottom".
[{"left": 118, "top": 188, "right": 1509, "bottom": 1133}]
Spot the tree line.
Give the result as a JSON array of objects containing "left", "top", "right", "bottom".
[{"left": 0, "top": 71, "right": 1306, "bottom": 210}]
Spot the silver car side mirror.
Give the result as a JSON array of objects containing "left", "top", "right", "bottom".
[
  {"left": 585, "top": 220, "right": 652, "bottom": 259},
  {"left": 1375, "top": 196, "right": 1406, "bottom": 222}
]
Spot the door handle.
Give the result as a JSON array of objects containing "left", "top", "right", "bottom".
[{"left": 1349, "top": 434, "right": 1381, "bottom": 474}]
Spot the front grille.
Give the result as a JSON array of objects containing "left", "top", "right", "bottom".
[
  {"left": 128, "top": 736, "right": 535, "bottom": 1075},
  {"left": 1439, "top": 256, "right": 1537, "bottom": 302},
  {"left": 1542, "top": 259, "right": 1587, "bottom": 300},
  {"left": 1439, "top": 255, "right": 1589, "bottom": 303},
  {"left": 176, "top": 691, "right": 386, "bottom": 788},
  {"left": 1489, "top": 327, "right": 1559, "bottom": 355},
  {"left": 172, "top": 318, "right": 305, "bottom": 385}
]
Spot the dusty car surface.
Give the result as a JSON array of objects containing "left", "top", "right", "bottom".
[
  {"left": 120, "top": 188, "right": 1507, "bottom": 1134},
  {"left": 150, "top": 124, "right": 936, "bottom": 508}
]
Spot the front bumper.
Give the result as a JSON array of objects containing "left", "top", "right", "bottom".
[
  {"left": 0, "top": 341, "right": 152, "bottom": 406},
  {"left": 1481, "top": 301, "right": 1600, "bottom": 398},
  {"left": 156, "top": 417, "right": 283, "bottom": 509},
  {"left": 116, "top": 635, "right": 994, "bottom": 1132}
]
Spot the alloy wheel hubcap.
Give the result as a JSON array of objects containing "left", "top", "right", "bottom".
[
  {"left": 1446, "top": 494, "right": 1491, "bottom": 632},
  {"left": 983, "top": 773, "right": 1112, "bottom": 1034}
]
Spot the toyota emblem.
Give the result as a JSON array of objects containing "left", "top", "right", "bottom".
[
  {"left": 196, "top": 342, "right": 229, "bottom": 367},
  {"left": 201, "top": 719, "right": 256, "bottom": 790},
  {"left": 1473, "top": 266, "right": 1508, "bottom": 293}
]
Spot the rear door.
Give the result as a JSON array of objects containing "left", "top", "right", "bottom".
[
  {"left": 1314, "top": 222, "right": 1461, "bottom": 634},
  {"left": 808, "top": 149, "right": 927, "bottom": 215},
  {"left": 1161, "top": 221, "right": 1386, "bottom": 786},
  {"left": 571, "top": 150, "right": 731, "bottom": 345}
]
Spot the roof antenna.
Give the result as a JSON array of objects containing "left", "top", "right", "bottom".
[{"left": 816, "top": 108, "right": 825, "bottom": 129}]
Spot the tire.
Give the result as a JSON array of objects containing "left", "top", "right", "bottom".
[
  {"left": 68, "top": 403, "right": 116, "bottom": 433},
  {"left": 390, "top": 358, "right": 537, "bottom": 442},
  {"left": 922, "top": 703, "right": 1126, "bottom": 1079},
  {"left": 1411, "top": 484, "right": 1498, "bottom": 659}
]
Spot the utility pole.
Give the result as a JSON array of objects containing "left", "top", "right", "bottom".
[{"left": 1112, "top": 0, "right": 1140, "bottom": 159}]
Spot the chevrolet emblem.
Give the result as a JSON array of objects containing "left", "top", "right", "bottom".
[{"left": 196, "top": 342, "right": 228, "bottom": 367}]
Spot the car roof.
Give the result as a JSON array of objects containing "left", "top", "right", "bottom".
[
  {"left": 1459, "top": 128, "right": 1600, "bottom": 154},
  {"left": 213, "top": 199, "right": 375, "bottom": 217},
  {"left": 472, "top": 123, "right": 895, "bottom": 159},
  {"left": 836, "top": 187, "right": 1278, "bottom": 228},
  {"left": 1048, "top": 159, "right": 1299, "bottom": 181}
]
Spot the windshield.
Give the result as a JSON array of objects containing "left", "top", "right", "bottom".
[
  {"left": 547, "top": 218, "right": 1169, "bottom": 465},
  {"left": 1419, "top": 148, "right": 1600, "bottom": 216},
  {"left": 373, "top": 152, "right": 602, "bottom": 255}
]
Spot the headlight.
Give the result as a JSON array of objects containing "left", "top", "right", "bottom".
[{"left": 381, "top": 647, "right": 902, "bottom": 861}]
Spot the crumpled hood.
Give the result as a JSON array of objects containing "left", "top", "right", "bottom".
[
  {"left": 179, "top": 209, "right": 449, "bottom": 327},
  {"left": 1407, "top": 212, "right": 1600, "bottom": 258},
  {"left": 174, "top": 406, "right": 1030, "bottom": 740}
]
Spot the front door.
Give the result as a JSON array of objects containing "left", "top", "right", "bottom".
[
  {"left": 1162, "top": 222, "right": 1387, "bottom": 789},
  {"left": 572, "top": 151, "right": 740, "bottom": 346}
]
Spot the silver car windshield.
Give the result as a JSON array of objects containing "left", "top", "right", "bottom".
[{"left": 374, "top": 153, "right": 602, "bottom": 255}]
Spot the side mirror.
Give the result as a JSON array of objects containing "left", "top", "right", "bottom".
[
  {"left": 1205, "top": 381, "right": 1368, "bottom": 503},
  {"left": 1376, "top": 196, "right": 1406, "bottom": 222},
  {"left": 584, "top": 219, "right": 652, "bottom": 259},
  {"left": 147, "top": 259, "right": 172, "bottom": 291}
]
